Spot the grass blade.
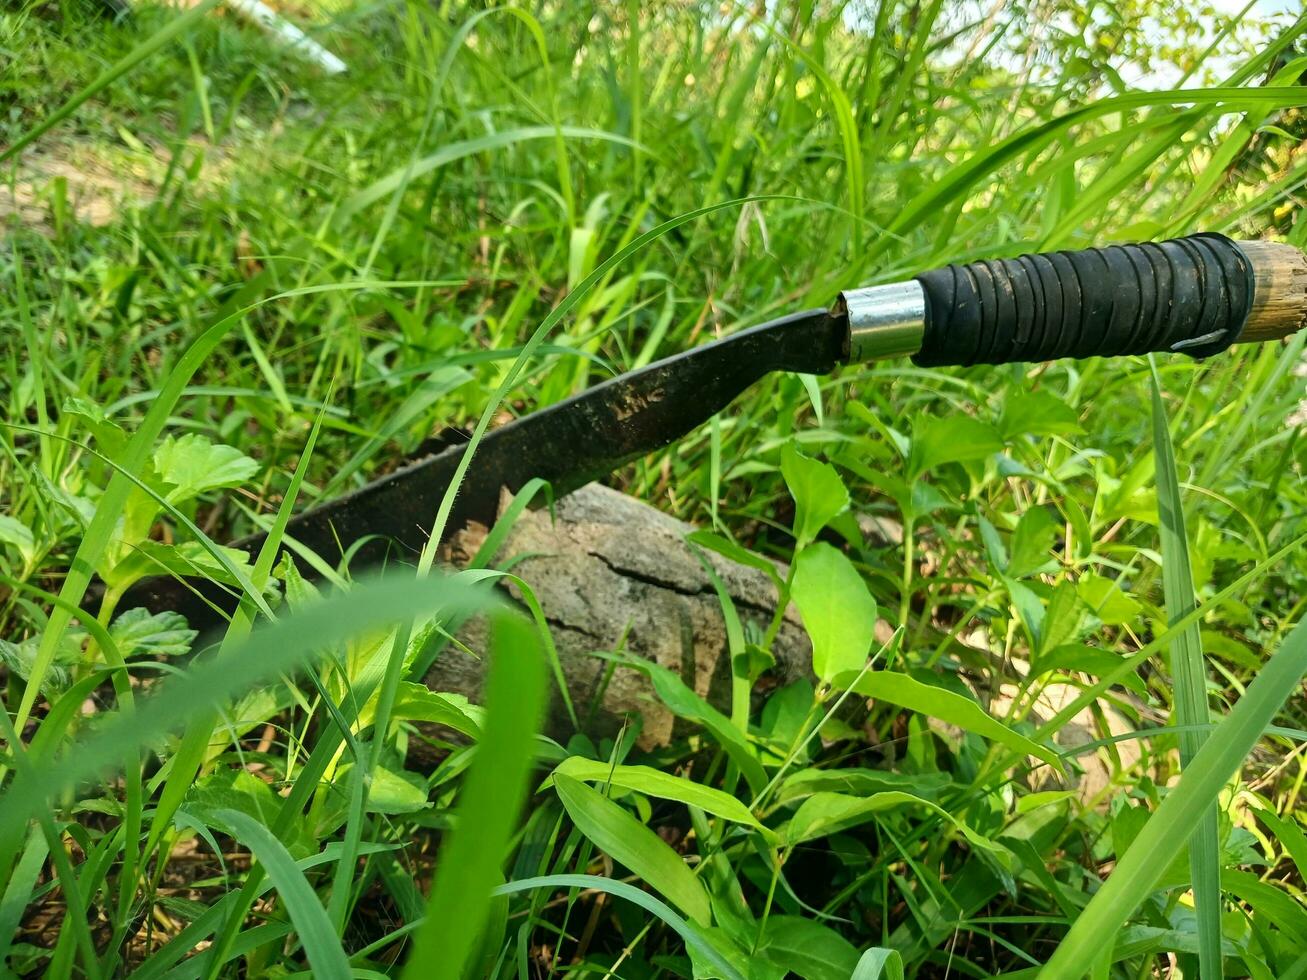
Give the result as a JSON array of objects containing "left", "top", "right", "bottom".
[
  {"left": 868, "top": 86, "right": 1307, "bottom": 262},
  {"left": 846, "top": 672, "right": 1062, "bottom": 771},
  {"left": 0, "top": 0, "right": 224, "bottom": 166},
  {"left": 549, "top": 757, "right": 771, "bottom": 834},
  {"left": 1040, "top": 614, "right": 1307, "bottom": 976},
  {"left": 492, "top": 873, "right": 747, "bottom": 980},
  {"left": 0, "top": 572, "right": 496, "bottom": 849},
  {"left": 1031, "top": 531, "right": 1307, "bottom": 749},
  {"left": 8, "top": 8, "right": 1307, "bottom": 976},
  {"left": 212, "top": 810, "right": 350, "bottom": 980},
  {"left": 147, "top": 405, "right": 329, "bottom": 867},
  {"left": 400, "top": 612, "right": 546, "bottom": 979},
  {"left": 1149, "top": 358, "right": 1222, "bottom": 977},
  {"left": 555, "top": 773, "right": 712, "bottom": 925},
  {"left": 0, "top": 826, "right": 47, "bottom": 967},
  {"left": 852, "top": 947, "right": 906, "bottom": 980},
  {"left": 11, "top": 276, "right": 267, "bottom": 732},
  {"left": 343, "top": 126, "right": 646, "bottom": 215}
]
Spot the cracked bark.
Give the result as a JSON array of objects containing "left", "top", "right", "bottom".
[{"left": 584, "top": 548, "right": 782, "bottom": 618}]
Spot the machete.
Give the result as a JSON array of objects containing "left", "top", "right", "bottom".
[{"left": 114, "top": 233, "right": 1307, "bottom": 629}]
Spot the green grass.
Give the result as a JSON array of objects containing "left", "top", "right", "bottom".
[{"left": 2, "top": 0, "right": 1307, "bottom": 976}]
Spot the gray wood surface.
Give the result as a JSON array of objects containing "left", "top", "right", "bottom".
[{"left": 428, "top": 484, "right": 811, "bottom": 747}]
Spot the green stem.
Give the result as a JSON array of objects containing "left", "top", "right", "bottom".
[
  {"left": 899, "top": 518, "right": 916, "bottom": 631},
  {"left": 762, "top": 566, "right": 796, "bottom": 651},
  {"left": 753, "top": 847, "right": 787, "bottom": 952}
]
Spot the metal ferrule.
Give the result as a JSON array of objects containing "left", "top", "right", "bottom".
[{"left": 836, "top": 280, "right": 926, "bottom": 363}]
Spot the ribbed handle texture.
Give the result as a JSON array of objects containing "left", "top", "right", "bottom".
[{"left": 912, "top": 233, "right": 1255, "bottom": 367}]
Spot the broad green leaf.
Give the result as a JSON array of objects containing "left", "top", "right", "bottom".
[
  {"left": 0, "top": 828, "right": 48, "bottom": 969},
  {"left": 226, "top": 686, "right": 293, "bottom": 742},
  {"left": 797, "top": 373, "right": 825, "bottom": 426},
  {"left": 774, "top": 767, "right": 951, "bottom": 805},
  {"left": 784, "top": 790, "right": 1008, "bottom": 857},
  {"left": 108, "top": 607, "right": 197, "bottom": 659},
  {"left": 1111, "top": 804, "right": 1151, "bottom": 860},
  {"left": 362, "top": 766, "right": 430, "bottom": 815},
  {"left": 781, "top": 444, "right": 849, "bottom": 548},
  {"left": 791, "top": 542, "right": 878, "bottom": 683},
  {"left": 1221, "top": 869, "right": 1307, "bottom": 945},
  {"left": 186, "top": 772, "right": 278, "bottom": 825},
  {"left": 998, "top": 389, "right": 1083, "bottom": 440},
  {"left": 908, "top": 415, "right": 1004, "bottom": 479},
  {"left": 1111, "top": 924, "right": 1241, "bottom": 965},
  {"left": 61, "top": 396, "right": 128, "bottom": 461},
  {"left": 550, "top": 757, "right": 774, "bottom": 840},
  {"left": 1077, "top": 573, "right": 1142, "bottom": 626},
  {"left": 1008, "top": 507, "right": 1060, "bottom": 578},
  {"left": 392, "top": 683, "right": 484, "bottom": 738},
  {"left": 908, "top": 480, "right": 953, "bottom": 522},
  {"left": 685, "top": 530, "right": 783, "bottom": 588},
  {"left": 0, "top": 515, "right": 35, "bottom": 563},
  {"left": 182, "top": 770, "right": 314, "bottom": 857},
  {"left": 1016, "top": 790, "right": 1078, "bottom": 814},
  {"left": 699, "top": 853, "right": 757, "bottom": 952},
  {"left": 1255, "top": 808, "right": 1307, "bottom": 881},
  {"left": 213, "top": 809, "right": 351, "bottom": 980},
  {"left": 152, "top": 433, "right": 259, "bottom": 504},
  {"left": 978, "top": 515, "right": 1008, "bottom": 571},
  {"left": 34, "top": 479, "right": 95, "bottom": 533},
  {"left": 24, "top": 674, "right": 104, "bottom": 767},
  {"left": 760, "top": 678, "right": 816, "bottom": 759},
  {"left": 0, "top": 639, "right": 71, "bottom": 697},
  {"left": 554, "top": 774, "right": 712, "bottom": 926},
  {"left": 852, "top": 947, "right": 906, "bottom": 980},
  {"left": 107, "top": 540, "right": 259, "bottom": 590},
  {"left": 689, "top": 925, "right": 755, "bottom": 980},
  {"left": 854, "top": 466, "right": 913, "bottom": 519},
  {"left": 1038, "top": 582, "right": 1086, "bottom": 657},
  {"left": 276, "top": 554, "right": 324, "bottom": 613},
  {"left": 1039, "top": 644, "right": 1147, "bottom": 695},
  {"left": 0, "top": 619, "right": 94, "bottom": 699},
  {"left": 841, "top": 671, "right": 1063, "bottom": 771},
  {"left": 759, "top": 916, "right": 859, "bottom": 980},
  {"left": 614, "top": 655, "right": 767, "bottom": 795},
  {"left": 1005, "top": 575, "right": 1046, "bottom": 647},
  {"left": 846, "top": 403, "right": 908, "bottom": 458}
]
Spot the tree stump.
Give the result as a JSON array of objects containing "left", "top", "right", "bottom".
[{"left": 429, "top": 484, "right": 812, "bottom": 747}]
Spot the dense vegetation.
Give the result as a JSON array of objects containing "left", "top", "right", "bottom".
[{"left": 2, "top": 0, "right": 1307, "bottom": 976}]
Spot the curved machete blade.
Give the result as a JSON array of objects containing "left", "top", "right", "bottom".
[{"left": 114, "top": 308, "right": 845, "bottom": 628}]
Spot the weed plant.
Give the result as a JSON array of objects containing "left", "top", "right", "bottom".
[{"left": 2, "top": 1, "right": 1307, "bottom": 977}]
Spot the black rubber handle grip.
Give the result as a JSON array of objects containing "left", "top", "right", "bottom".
[{"left": 912, "top": 233, "right": 1255, "bottom": 367}]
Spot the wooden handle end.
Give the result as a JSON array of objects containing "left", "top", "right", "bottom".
[{"left": 1236, "top": 240, "right": 1307, "bottom": 343}]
